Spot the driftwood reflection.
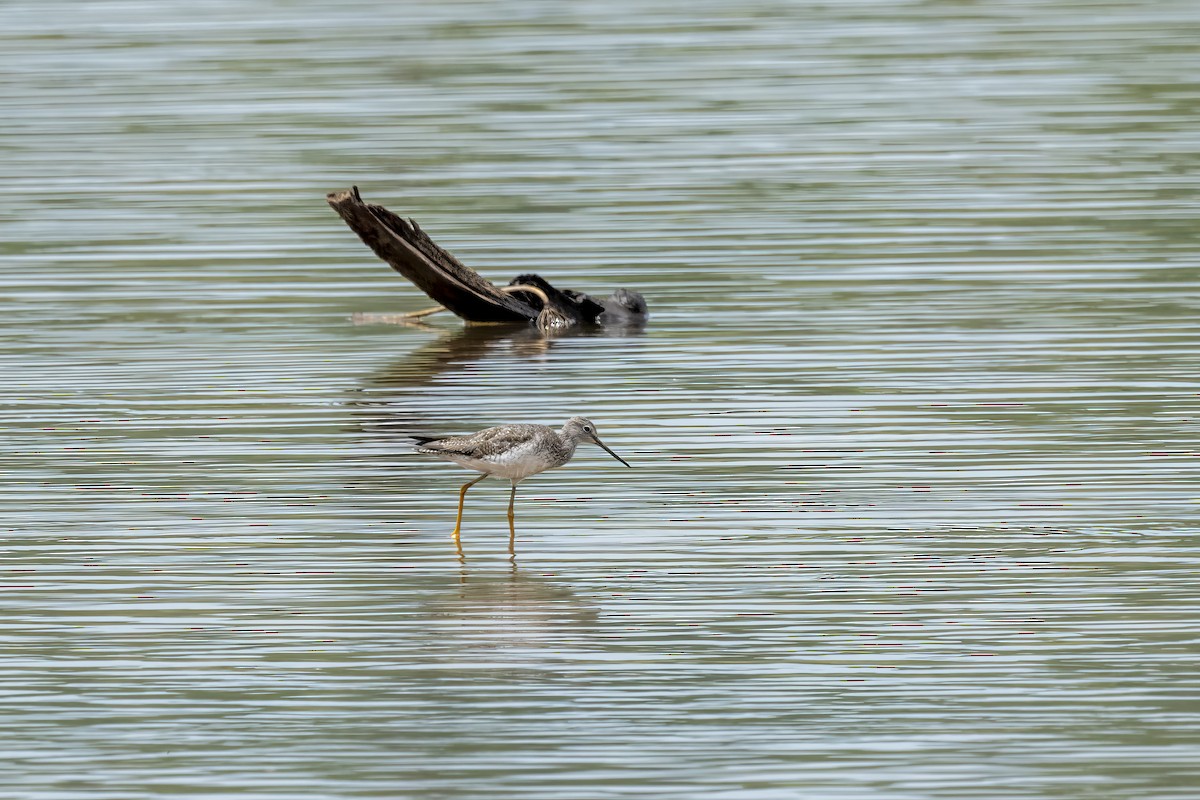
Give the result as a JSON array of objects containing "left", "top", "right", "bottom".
[{"left": 348, "top": 320, "right": 644, "bottom": 442}]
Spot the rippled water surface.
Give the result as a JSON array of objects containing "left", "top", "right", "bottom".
[{"left": 3, "top": 1, "right": 1199, "bottom": 797}]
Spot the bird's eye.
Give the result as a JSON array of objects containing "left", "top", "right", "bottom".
[{"left": 584, "top": 426, "right": 592, "bottom": 433}]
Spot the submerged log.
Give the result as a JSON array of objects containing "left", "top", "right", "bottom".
[
  {"left": 326, "top": 187, "right": 646, "bottom": 330},
  {"left": 327, "top": 187, "right": 535, "bottom": 323}
]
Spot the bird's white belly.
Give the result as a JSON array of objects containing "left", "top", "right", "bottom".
[{"left": 445, "top": 439, "right": 555, "bottom": 481}]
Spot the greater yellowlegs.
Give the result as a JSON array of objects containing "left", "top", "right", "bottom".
[{"left": 413, "top": 417, "right": 631, "bottom": 545}]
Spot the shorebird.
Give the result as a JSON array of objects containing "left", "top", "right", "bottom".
[{"left": 413, "top": 417, "right": 631, "bottom": 546}]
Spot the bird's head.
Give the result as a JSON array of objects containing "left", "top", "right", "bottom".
[{"left": 563, "top": 417, "right": 631, "bottom": 467}]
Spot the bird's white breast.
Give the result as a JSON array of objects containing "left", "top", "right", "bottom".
[{"left": 445, "top": 438, "right": 559, "bottom": 481}]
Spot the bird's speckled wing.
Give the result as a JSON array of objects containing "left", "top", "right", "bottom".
[{"left": 415, "top": 424, "right": 550, "bottom": 460}]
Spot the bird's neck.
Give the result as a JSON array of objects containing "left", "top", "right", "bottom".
[{"left": 558, "top": 430, "right": 582, "bottom": 456}]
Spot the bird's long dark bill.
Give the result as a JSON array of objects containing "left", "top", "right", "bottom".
[{"left": 593, "top": 436, "right": 631, "bottom": 468}]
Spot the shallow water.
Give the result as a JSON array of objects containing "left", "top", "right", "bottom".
[{"left": 3, "top": 0, "right": 1199, "bottom": 797}]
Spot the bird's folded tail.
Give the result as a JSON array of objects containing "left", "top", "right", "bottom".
[{"left": 408, "top": 434, "right": 472, "bottom": 454}]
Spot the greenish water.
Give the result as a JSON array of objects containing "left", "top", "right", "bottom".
[{"left": 2, "top": 1, "right": 1198, "bottom": 797}]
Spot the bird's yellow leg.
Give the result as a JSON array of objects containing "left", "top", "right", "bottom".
[
  {"left": 452, "top": 474, "right": 488, "bottom": 541},
  {"left": 507, "top": 481, "right": 518, "bottom": 551}
]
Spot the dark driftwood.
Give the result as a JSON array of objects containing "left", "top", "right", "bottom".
[
  {"left": 327, "top": 187, "right": 647, "bottom": 331},
  {"left": 327, "top": 187, "right": 536, "bottom": 323}
]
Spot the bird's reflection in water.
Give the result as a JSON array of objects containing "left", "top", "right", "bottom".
[{"left": 422, "top": 558, "right": 602, "bottom": 647}]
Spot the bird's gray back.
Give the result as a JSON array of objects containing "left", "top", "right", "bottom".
[{"left": 417, "top": 423, "right": 570, "bottom": 464}]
